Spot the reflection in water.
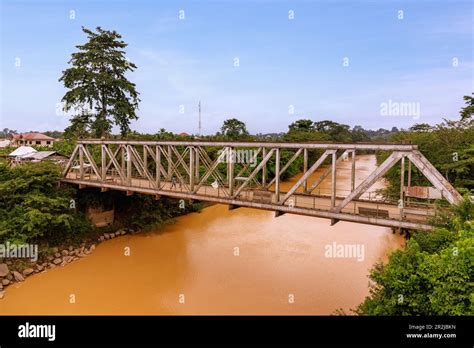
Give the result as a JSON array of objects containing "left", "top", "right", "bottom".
[{"left": 0, "top": 155, "right": 404, "bottom": 314}]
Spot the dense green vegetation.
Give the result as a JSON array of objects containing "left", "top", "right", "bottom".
[
  {"left": 357, "top": 198, "right": 473, "bottom": 315},
  {"left": 0, "top": 161, "right": 200, "bottom": 248},
  {"left": 0, "top": 162, "right": 90, "bottom": 245}
]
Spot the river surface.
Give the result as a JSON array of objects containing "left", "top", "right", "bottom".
[{"left": 0, "top": 155, "right": 404, "bottom": 315}]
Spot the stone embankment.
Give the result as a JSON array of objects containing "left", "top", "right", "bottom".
[{"left": 0, "top": 229, "right": 128, "bottom": 299}]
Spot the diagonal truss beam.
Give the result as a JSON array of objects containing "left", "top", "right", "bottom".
[
  {"left": 234, "top": 147, "right": 262, "bottom": 188},
  {"left": 279, "top": 150, "right": 335, "bottom": 205},
  {"left": 103, "top": 145, "right": 127, "bottom": 183},
  {"left": 266, "top": 148, "right": 302, "bottom": 188},
  {"left": 62, "top": 145, "right": 79, "bottom": 176},
  {"left": 197, "top": 147, "right": 228, "bottom": 189},
  {"left": 171, "top": 146, "right": 191, "bottom": 177},
  {"left": 144, "top": 145, "right": 168, "bottom": 180},
  {"left": 193, "top": 147, "right": 228, "bottom": 194},
  {"left": 233, "top": 148, "right": 275, "bottom": 198},
  {"left": 81, "top": 145, "right": 101, "bottom": 179},
  {"left": 308, "top": 150, "right": 351, "bottom": 194},
  {"left": 407, "top": 150, "right": 462, "bottom": 205},
  {"left": 332, "top": 151, "right": 404, "bottom": 213},
  {"left": 127, "top": 145, "right": 157, "bottom": 188},
  {"left": 160, "top": 146, "right": 190, "bottom": 190},
  {"left": 104, "top": 145, "right": 123, "bottom": 174}
]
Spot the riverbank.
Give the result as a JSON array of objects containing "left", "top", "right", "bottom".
[{"left": 0, "top": 229, "right": 135, "bottom": 297}]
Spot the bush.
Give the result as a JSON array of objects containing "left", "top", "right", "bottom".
[
  {"left": 356, "top": 198, "right": 474, "bottom": 315},
  {"left": 0, "top": 162, "right": 90, "bottom": 244}
]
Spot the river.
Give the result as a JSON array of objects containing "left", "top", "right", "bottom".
[{"left": 0, "top": 154, "right": 404, "bottom": 315}]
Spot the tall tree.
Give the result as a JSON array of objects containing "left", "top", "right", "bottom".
[
  {"left": 59, "top": 27, "right": 140, "bottom": 138},
  {"left": 220, "top": 118, "right": 249, "bottom": 139}
]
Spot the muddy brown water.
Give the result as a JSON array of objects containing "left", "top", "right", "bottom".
[{"left": 0, "top": 155, "right": 404, "bottom": 315}]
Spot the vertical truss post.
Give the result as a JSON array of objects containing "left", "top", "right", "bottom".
[
  {"left": 331, "top": 151, "right": 337, "bottom": 208},
  {"left": 167, "top": 146, "right": 172, "bottom": 180},
  {"left": 351, "top": 150, "right": 356, "bottom": 192},
  {"left": 228, "top": 147, "right": 234, "bottom": 196},
  {"left": 121, "top": 145, "right": 125, "bottom": 178},
  {"left": 407, "top": 159, "right": 412, "bottom": 204},
  {"left": 189, "top": 146, "right": 195, "bottom": 191},
  {"left": 143, "top": 145, "right": 147, "bottom": 175},
  {"left": 195, "top": 147, "right": 200, "bottom": 182},
  {"left": 275, "top": 148, "right": 280, "bottom": 202},
  {"left": 156, "top": 146, "right": 161, "bottom": 188},
  {"left": 303, "top": 148, "right": 308, "bottom": 193},
  {"left": 400, "top": 155, "right": 405, "bottom": 209},
  {"left": 262, "top": 147, "right": 267, "bottom": 187},
  {"left": 126, "top": 145, "right": 132, "bottom": 185},
  {"left": 79, "top": 145, "right": 84, "bottom": 180},
  {"left": 101, "top": 145, "right": 106, "bottom": 181}
]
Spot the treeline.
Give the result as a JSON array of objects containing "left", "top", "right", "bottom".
[{"left": 377, "top": 95, "right": 474, "bottom": 198}]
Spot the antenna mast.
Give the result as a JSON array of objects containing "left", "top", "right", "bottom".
[{"left": 198, "top": 101, "right": 202, "bottom": 136}]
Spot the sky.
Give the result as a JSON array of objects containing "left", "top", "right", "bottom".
[{"left": 0, "top": 0, "right": 472, "bottom": 135}]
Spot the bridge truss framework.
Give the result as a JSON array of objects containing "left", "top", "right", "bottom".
[{"left": 62, "top": 140, "right": 462, "bottom": 231}]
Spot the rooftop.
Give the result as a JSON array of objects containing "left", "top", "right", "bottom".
[{"left": 12, "top": 132, "right": 55, "bottom": 141}]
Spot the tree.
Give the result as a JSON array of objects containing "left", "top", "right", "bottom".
[
  {"left": 0, "top": 128, "right": 17, "bottom": 138},
  {"left": 288, "top": 119, "right": 314, "bottom": 132},
  {"left": 460, "top": 93, "right": 473, "bottom": 120},
  {"left": 59, "top": 26, "right": 140, "bottom": 138},
  {"left": 220, "top": 118, "right": 249, "bottom": 139},
  {"left": 313, "top": 120, "right": 352, "bottom": 142},
  {"left": 409, "top": 123, "right": 433, "bottom": 132},
  {"left": 351, "top": 125, "right": 369, "bottom": 142}
]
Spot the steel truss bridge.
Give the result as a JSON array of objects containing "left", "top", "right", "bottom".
[{"left": 62, "top": 140, "right": 462, "bottom": 231}]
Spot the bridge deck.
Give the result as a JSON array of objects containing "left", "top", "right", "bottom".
[{"left": 63, "top": 172, "right": 436, "bottom": 230}]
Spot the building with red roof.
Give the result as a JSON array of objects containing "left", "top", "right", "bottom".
[{"left": 11, "top": 132, "right": 56, "bottom": 147}]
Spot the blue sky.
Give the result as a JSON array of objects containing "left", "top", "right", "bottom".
[{"left": 0, "top": 0, "right": 472, "bottom": 135}]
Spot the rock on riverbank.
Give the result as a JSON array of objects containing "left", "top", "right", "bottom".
[{"left": 0, "top": 229, "right": 130, "bottom": 298}]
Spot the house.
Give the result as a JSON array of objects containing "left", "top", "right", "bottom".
[
  {"left": 7, "top": 146, "right": 68, "bottom": 167},
  {"left": 11, "top": 132, "right": 56, "bottom": 147}
]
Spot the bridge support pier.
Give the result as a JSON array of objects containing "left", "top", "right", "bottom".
[
  {"left": 228, "top": 204, "right": 240, "bottom": 211},
  {"left": 275, "top": 210, "right": 285, "bottom": 217}
]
